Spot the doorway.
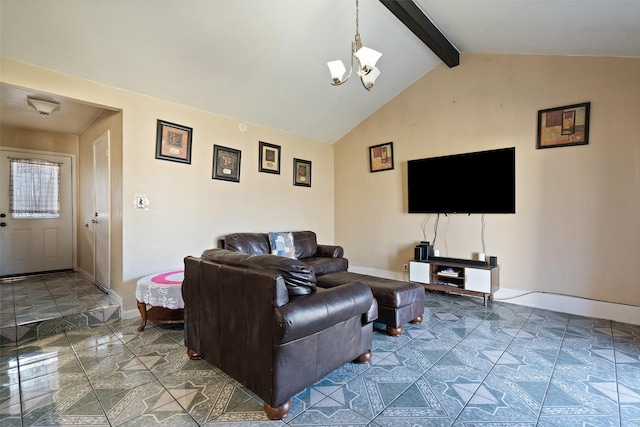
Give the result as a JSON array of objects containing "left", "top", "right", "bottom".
[{"left": 0, "top": 148, "right": 75, "bottom": 277}]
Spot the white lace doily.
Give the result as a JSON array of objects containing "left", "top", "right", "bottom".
[{"left": 135, "top": 270, "right": 184, "bottom": 309}]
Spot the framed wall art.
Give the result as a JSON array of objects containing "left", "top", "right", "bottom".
[
  {"left": 155, "top": 119, "right": 192, "bottom": 164},
  {"left": 293, "top": 158, "right": 311, "bottom": 187},
  {"left": 259, "top": 141, "right": 281, "bottom": 174},
  {"left": 212, "top": 145, "right": 241, "bottom": 182},
  {"left": 369, "top": 142, "right": 394, "bottom": 172},
  {"left": 537, "top": 102, "right": 590, "bottom": 149}
]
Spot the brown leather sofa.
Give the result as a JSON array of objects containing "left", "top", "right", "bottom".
[
  {"left": 222, "top": 231, "right": 348, "bottom": 276},
  {"left": 182, "top": 248, "right": 378, "bottom": 420},
  {"left": 222, "top": 231, "right": 425, "bottom": 336}
]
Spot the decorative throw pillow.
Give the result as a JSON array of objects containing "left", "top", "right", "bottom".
[{"left": 268, "top": 231, "right": 296, "bottom": 259}]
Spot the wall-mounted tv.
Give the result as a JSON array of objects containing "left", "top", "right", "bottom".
[{"left": 408, "top": 147, "right": 515, "bottom": 214}]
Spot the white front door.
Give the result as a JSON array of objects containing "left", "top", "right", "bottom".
[
  {"left": 93, "top": 132, "right": 110, "bottom": 291},
  {"left": 0, "top": 148, "right": 74, "bottom": 277}
]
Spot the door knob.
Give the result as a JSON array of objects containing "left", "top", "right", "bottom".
[
  {"left": 0, "top": 222, "right": 6, "bottom": 227},
  {"left": 0, "top": 213, "right": 6, "bottom": 218}
]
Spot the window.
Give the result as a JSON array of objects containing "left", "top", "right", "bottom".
[{"left": 9, "top": 158, "right": 61, "bottom": 219}]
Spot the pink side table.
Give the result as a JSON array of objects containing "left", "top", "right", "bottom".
[{"left": 135, "top": 269, "right": 184, "bottom": 331}]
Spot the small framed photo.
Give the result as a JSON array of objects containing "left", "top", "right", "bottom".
[
  {"left": 259, "top": 141, "right": 281, "bottom": 174},
  {"left": 537, "top": 102, "right": 590, "bottom": 149},
  {"left": 369, "top": 142, "right": 394, "bottom": 172},
  {"left": 293, "top": 158, "right": 311, "bottom": 187},
  {"left": 212, "top": 145, "right": 241, "bottom": 182},
  {"left": 155, "top": 119, "right": 192, "bottom": 164}
]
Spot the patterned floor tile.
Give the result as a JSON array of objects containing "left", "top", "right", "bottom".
[
  {"left": 21, "top": 382, "right": 99, "bottom": 426},
  {"left": 418, "top": 369, "right": 488, "bottom": 422},
  {"left": 474, "top": 372, "right": 548, "bottom": 418},
  {"left": 0, "top": 403, "right": 22, "bottom": 427},
  {"left": 373, "top": 374, "right": 453, "bottom": 425},
  {"left": 539, "top": 374, "right": 620, "bottom": 421},
  {"left": 116, "top": 403, "right": 199, "bottom": 427},
  {"left": 311, "top": 360, "right": 372, "bottom": 390},
  {"left": 327, "top": 365, "right": 423, "bottom": 420},
  {"left": 20, "top": 372, "right": 90, "bottom": 403},
  {"left": 288, "top": 394, "right": 372, "bottom": 426},
  {"left": 100, "top": 379, "right": 178, "bottom": 425}
]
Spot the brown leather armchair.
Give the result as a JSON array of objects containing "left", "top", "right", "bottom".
[{"left": 183, "top": 250, "right": 378, "bottom": 420}]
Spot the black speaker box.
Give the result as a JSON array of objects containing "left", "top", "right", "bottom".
[
  {"left": 414, "top": 246, "right": 425, "bottom": 261},
  {"left": 489, "top": 256, "right": 498, "bottom": 266}
]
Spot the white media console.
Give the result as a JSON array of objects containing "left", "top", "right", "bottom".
[{"left": 409, "top": 258, "right": 499, "bottom": 305}]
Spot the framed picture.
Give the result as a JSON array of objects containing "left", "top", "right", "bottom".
[
  {"left": 212, "top": 145, "right": 241, "bottom": 182},
  {"left": 369, "top": 142, "right": 394, "bottom": 172},
  {"left": 537, "top": 102, "right": 590, "bottom": 149},
  {"left": 259, "top": 141, "right": 281, "bottom": 174},
  {"left": 293, "top": 158, "right": 311, "bottom": 187},
  {"left": 155, "top": 119, "right": 192, "bottom": 164}
]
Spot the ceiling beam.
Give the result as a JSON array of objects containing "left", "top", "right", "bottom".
[{"left": 379, "top": 0, "right": 459, "bottom": 68}]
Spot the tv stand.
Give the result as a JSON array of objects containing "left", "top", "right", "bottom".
[{"left": 409, "top": 258, "right": 499, "bottom": 305}]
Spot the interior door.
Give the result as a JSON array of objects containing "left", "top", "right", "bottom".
[
  {"left": 93, "top": 132, "right": 110, "bottom": 291},
  {"left": 0, "top": 148, "right": 74, "bottom": 277}
]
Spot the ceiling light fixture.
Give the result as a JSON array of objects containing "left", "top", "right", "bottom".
[
  {"left": 27, "top": 98, "right": 60, "bottom": 116},
  {"left": 327, "top": 0, "right": 382, "bottom": 91}
]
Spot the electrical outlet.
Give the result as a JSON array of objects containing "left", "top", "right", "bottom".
[{"left": 403, "top": 264, "right": 408, "bottom": 271}]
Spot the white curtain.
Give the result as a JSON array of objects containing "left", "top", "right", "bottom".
[{"left": 9, "top": 158, "right": 61, "bottom": 218}]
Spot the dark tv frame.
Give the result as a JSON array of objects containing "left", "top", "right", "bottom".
[{"left": 407, "top": 147, "right": 516, "bottom": 214}]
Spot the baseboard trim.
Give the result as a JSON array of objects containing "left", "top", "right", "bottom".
[
  {"left": 349, "top": 265, "right": 407, "bottom": 281},
  {"left": 494, "top": 287, "right": 640, "bottom": 326},
  {"left": 76, "top": 268, "right": 94, "bottom": 283},
  {"left": 349, "top": 265, "right": 640, "bottom": 326}
]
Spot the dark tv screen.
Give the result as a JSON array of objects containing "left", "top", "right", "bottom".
[{"left": 407, "top": 147, "right": 515, "bottom": 214}]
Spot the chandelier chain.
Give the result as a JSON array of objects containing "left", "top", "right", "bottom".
[{"left": 355, "top": 0, "right": 359, "bottom": 35}]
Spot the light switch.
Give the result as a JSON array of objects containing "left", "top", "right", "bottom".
[{"left": 134, "top": 194, "right": 149, "bottom": 210}]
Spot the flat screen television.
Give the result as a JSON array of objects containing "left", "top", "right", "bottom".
[{"left": 407, "top": 147, "right": 515, "bottom": 214}]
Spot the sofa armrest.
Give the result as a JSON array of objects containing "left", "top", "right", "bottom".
[
  {"left": 274, "top": 282, "right": 375, "bottom": 344},
  {"left": 315, "top": 244, "right": 344, "bottom": 258}
]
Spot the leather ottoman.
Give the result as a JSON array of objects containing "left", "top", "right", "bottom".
[{"left": 317, "top": 271, "right": 425, "bottom": 336}]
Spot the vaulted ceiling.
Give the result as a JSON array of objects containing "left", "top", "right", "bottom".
[{"left": 1, "top": 0, "right": 639, "bottom": 143}]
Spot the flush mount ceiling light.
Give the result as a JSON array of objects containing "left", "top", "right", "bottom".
[
  {"left": 327, "top": 0, "right": 382, "bottom": 91},
  {"left": 27, "top": 98, "right": 60, "bottom": 116}
]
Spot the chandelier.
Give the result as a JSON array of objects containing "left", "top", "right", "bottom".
[{"left": 327, "top": 0, "right": 382, "bottom": 91}]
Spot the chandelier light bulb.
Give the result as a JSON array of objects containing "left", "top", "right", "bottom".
[{"left": 327, "top": 0, "right": 381, "bottom": 91}]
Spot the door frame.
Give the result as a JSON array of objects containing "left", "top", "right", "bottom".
[
  {"left": 93, "top": 132, "right": 111, "bottom": 292},
  {"left": 0, "top": 146, "right": 77, "bottom": 274}
]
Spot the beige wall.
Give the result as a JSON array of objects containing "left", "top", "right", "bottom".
[
  {"left": 0, "top": 126, "right": 79, "bottom": 155},
  {"left": 3, "top": 54, "right": 638, "bottom": 315},
  {"left": 1, "top": 58, "right": 335, "bottom": 313},
  {"left": 335, "top": 53, "right": 640, "bottom": 307}
]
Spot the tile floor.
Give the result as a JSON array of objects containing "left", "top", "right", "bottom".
[
  {"left": 1, "top": 273, "right": 639, "bottom": 426},
  {"left": 0, "top": 272, "right": 121, "bottom": 345}
]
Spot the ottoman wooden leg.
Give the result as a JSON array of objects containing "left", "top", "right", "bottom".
[
  {"left": 264, "top": 399, "right": 291, "bottom": 420},
  {"left": 354, "top": 350, "right": 372, "bottom": 364},
  {"left": 410, "top": 315, "right": 424, "bottom": 324},
  {"left": 386, "top": 325, "right": 404, "bottom": 336}
]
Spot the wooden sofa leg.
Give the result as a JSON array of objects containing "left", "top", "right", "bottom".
[
  {"left": 264, "top": 399, "right": 291, "bottom": 420},
  {"left": 410, "top": 315, "right": 424, "bottom": 324},
  {"left": 354, "top": 350, "right": 372, "bottom": 364},
  {"left": 386, "top": 325, "right": 404, "bottom": 336},
  {"left": 187, "top": 349, "right": 201, "bottom": 360}
]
